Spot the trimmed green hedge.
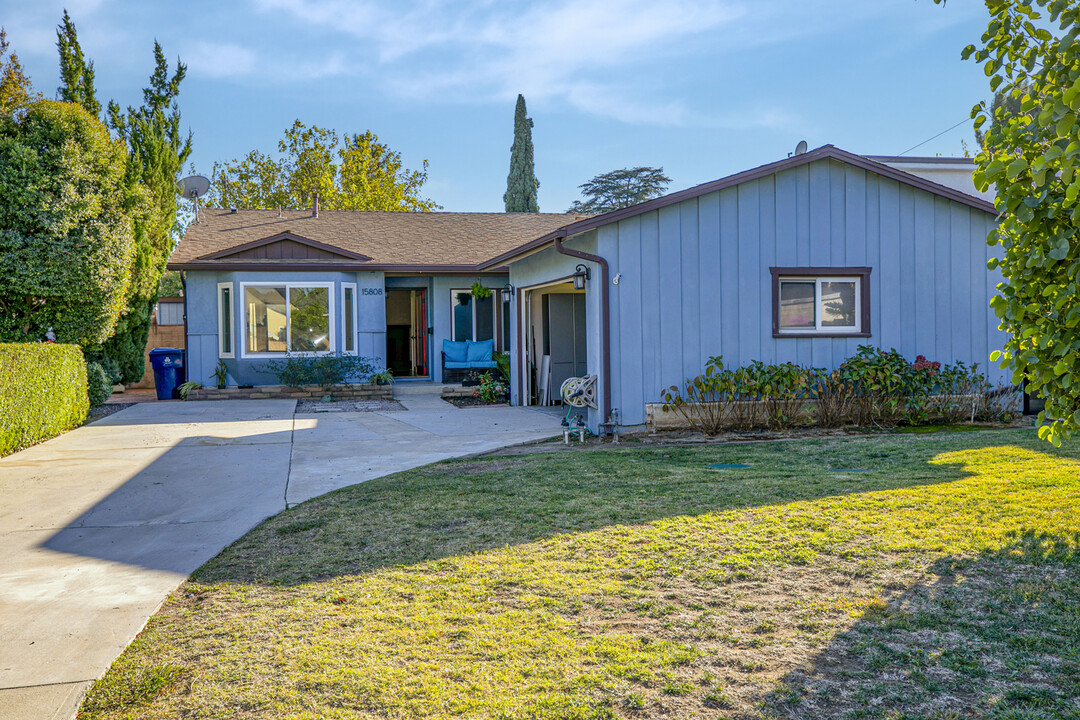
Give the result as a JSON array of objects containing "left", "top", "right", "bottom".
[{"left": 1, "top": 343, "right": 89, "bottom": 456}]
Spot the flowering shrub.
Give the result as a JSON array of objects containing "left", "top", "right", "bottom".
[
  {"left": 661, "top": 347, "right": 1019, "bottom": 433},
  {"left": 474, "top": 372, "right": 507, "bottom": 404}
]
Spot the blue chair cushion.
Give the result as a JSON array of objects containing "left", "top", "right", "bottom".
[
  {"left": 467, "top": 360, "right": 497, "bottom": 369},
  {"left": 444, "top": 361, "right": 471, "bottom": 369},
  {"left": 466, "top": 338, "right": 494, "bottom": 363},
  {"left": 442, "top": 340, "right": 468, "bottom": 363}
]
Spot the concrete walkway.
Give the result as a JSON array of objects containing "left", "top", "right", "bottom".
[{"left": 0, "top": 393, "right": 561, "bottom": 720}]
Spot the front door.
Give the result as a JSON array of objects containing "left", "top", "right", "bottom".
[{"left": 386, "top": 288, "right": 428, "bottom": 377}]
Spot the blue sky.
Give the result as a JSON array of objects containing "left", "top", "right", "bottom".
[{"left": 6, "top": 0, "right": 993, "bottom": 212}]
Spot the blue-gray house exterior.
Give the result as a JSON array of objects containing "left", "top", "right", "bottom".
[
  {"left": 481, "top": 145, "right": 1006, "bottom": 431},
  {"left": 170, "top": 145, "right": 1005, "bottom": 433}
]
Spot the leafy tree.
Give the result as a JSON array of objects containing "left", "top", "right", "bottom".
[
  {"left": 158, "top": 270, "right": 184, "bottom": 297},
  {"left": 0, "top": 100, "right": 136, "bottom": 344},
  {"left": 87, "top": 40, "right": 192, "bottom": 383},
  {"left": 503, "top": 94, "right": 539, "bottom": 212},
  {"left": 0, "top": 28, "right": 37, "bottom": 118},
  {"left": 56, "top": 10, "right": 100, "bottom": 117},
  {"left": 954, "top": 0, "right": 1080, "bottom": 445},
  {"left": 568, "top": 167, "right": 672, "bottom": 213},
  {"left": 211, "top": 120, "right": 437, "bottom": 212},
  {"left": 974, "top": 81, "right": 1035, "bottom": 147}
]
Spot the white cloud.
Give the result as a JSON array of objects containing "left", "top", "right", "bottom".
[
  {"left": 249, "top": 0, "right": 748, "bottom": 125},
  {"left": 182, "top": 39, "right": 348, "bottom": 82},
  {"left": 236, "top": 0, "right": 972, "bottom": 129},
  {"left": 184, "top": 41, "right": 258, "bottom": 79}
]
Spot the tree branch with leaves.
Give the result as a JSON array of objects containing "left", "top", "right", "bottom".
[{"left": 950, "top": 0, "right": 1080, "bottom": 445}]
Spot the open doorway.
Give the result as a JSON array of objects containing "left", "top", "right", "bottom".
[
  {"left": 522, "top": 282, "right": 586, "bottom": 406},
  {"left": 386, "top": 289, "right": 428, "bottom": 377}
]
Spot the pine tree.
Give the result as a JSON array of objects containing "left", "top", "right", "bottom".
[
  {"left": 503, "top": 94, "right": 539, "bottom": 212},
  {"left": 56, "top": 10, "right": 100, "bottom": 117}
]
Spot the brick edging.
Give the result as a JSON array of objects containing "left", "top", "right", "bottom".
[{"left": 187, "top": 384, "right": 392, "bottom": 401}]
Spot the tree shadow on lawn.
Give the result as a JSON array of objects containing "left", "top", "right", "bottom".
[
  {"left": 763, "top": 528, "right": 1080, "bottom": 720},
  {"left": 77, "top": 431, "right": 1080, "bottom": 720},
  {"left": 191, "top": 428, "right": 1077, "bottom": 587}
]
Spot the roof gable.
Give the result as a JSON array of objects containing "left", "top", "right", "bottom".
[
  {"left": 197, "top": 231, "right": 372, "bottom": 262},
  {"left": 478, "top": 145, "right": 998, "bottom": 269}
]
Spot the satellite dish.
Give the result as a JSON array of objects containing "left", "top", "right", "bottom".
[
  {"left": 178, "top": 174, "right": 210, "bottom": 199},
  {"left": 794, "top": 140, "right": 808, "bottom": 155}
]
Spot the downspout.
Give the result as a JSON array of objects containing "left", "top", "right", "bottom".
[
  {"left": 180, "top": 270, "right": 188, "bottom": 383},
  {"left": 553, "top": 233, "right": 612, "bottom": 432}
]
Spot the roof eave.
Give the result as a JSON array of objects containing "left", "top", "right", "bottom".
[{"left": 167, "top": 260, "right": 510, "bottom": 275}]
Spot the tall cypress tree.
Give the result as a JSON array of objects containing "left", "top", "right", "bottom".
[
  {"left": 503, "top": 94, "right": 539, "bottom": 212},
  {"left": 97, "top": 42, "right": 191, "bottom": 384},
  {"left": 56, "top": 15, "right": 191, "bottom": 384},
  {"left": 56, "top": 10, "right": 99, "bottom": 117}
]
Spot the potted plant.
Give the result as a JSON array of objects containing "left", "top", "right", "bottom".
[
  {"left": 372, "top": 368, "right": 394, "bottom": 386},
  {"left": 470, "top": 281, "right": 492, "bottom": 299}
]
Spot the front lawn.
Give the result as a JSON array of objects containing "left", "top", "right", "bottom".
[{"left": 81, "top": 429, "right": 1080, "bottom": 719}]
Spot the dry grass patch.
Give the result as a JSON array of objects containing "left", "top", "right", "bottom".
[{"left": 80, "top": 429, "right": 1080, "bottom": 719}]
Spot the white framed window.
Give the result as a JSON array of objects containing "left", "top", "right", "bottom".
[
  {"left": 771, "top": 268, "right": 870, "bottom": 337},
  {"left": 217, "top": 282, "right": 234, "bottom": 358},
  {"left": 450, "top": 288, "right": 498, "bottom": 346},
  {"left": 240, "top": 282, "right": 336, "bottom": 358},
  {"left": 341, "top": 283, "right": 357, "bottom": 354}
]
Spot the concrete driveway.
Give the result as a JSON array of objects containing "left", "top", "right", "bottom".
[{"left": 0, "top": 394, "right": 561, "bottom": 720}]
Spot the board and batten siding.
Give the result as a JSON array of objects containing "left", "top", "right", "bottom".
[{"left": 595, "top": 157, "right": 1006, "bottom": 427}]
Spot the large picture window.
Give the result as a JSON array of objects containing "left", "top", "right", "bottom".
[
  {"left": 242, "top": 282, "right": 335, "bottom": 357},
  {"left": 770, "top": 268, "right": 871, "bottom": 338}
]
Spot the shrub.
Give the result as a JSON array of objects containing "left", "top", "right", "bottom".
[
  {"left": 811, "top": 369, "right": 856, "bottom": 428},
  {"left": 1, "top": 343, "right": 89, "bottom": 456},
  {"left": 86, "top": 361, "right": 113, "bottom": 407},
  {"left": 474, "top": 372, "right": 507, "bottom": 404},
  {"left": 838, "top": 346, "right": 930, "bottom": 427},
  {"left": 745, "top": 360, "right": 813, "bottom": 429},
  {"left": 259, "top": 354, "right": 377, "bottom": 390},
  {"left": 0, "top": 100, "right": 137, "bottom": 346},
  {"left": 493, "top": 351, "right": 511, "bottom": 382},
  {"left": 662, "top": 348, "right": 1019, "bottom": 434},
  {"left": 661, "top": 356, "right": 738, "bottom": 436}
]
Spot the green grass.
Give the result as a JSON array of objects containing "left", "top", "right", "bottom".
[{"left": 79, "top": 429, "right": 1080, "bottom": 719}]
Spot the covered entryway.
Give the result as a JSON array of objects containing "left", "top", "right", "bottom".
[
  {"left": 385, "top": 289, "right": 429, "bottom": 377},
  {"left": 521, "top": 281, "right": 587, "bottom": 406}
]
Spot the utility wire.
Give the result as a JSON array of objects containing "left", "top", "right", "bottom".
[{"left": 895, "top": 117, "right": 972, "bottom": 157}]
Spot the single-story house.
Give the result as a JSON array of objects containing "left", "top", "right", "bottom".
[
  {"left": 169, "top": 144, "right": 1005, "bottom": 432},
  {"left": 169, "top": 211, "right": 585, "bottom": 385}
]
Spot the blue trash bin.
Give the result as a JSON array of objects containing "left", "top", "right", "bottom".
[{"left": 148, "top": 347, "right": 185, "bottom": 400}]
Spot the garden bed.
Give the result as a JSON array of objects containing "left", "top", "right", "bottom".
[
  {"left": 186, "top": 384, "right": 391, "bottom": 401},
  {"left": 443, "top": 396, "right": 509, "bottom": 408}
]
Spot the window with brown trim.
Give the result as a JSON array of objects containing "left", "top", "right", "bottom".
[{"left": 770, "top": 267, "right": 871, "bottom": 338}]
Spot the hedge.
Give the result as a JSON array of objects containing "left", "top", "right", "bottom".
[{"left": 1, "top": 343, "right": 89, "bottom": 456}]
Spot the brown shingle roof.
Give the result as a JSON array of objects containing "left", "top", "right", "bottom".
[{"left": 170, "top": 209, "right": 588, "bottom": 270}]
